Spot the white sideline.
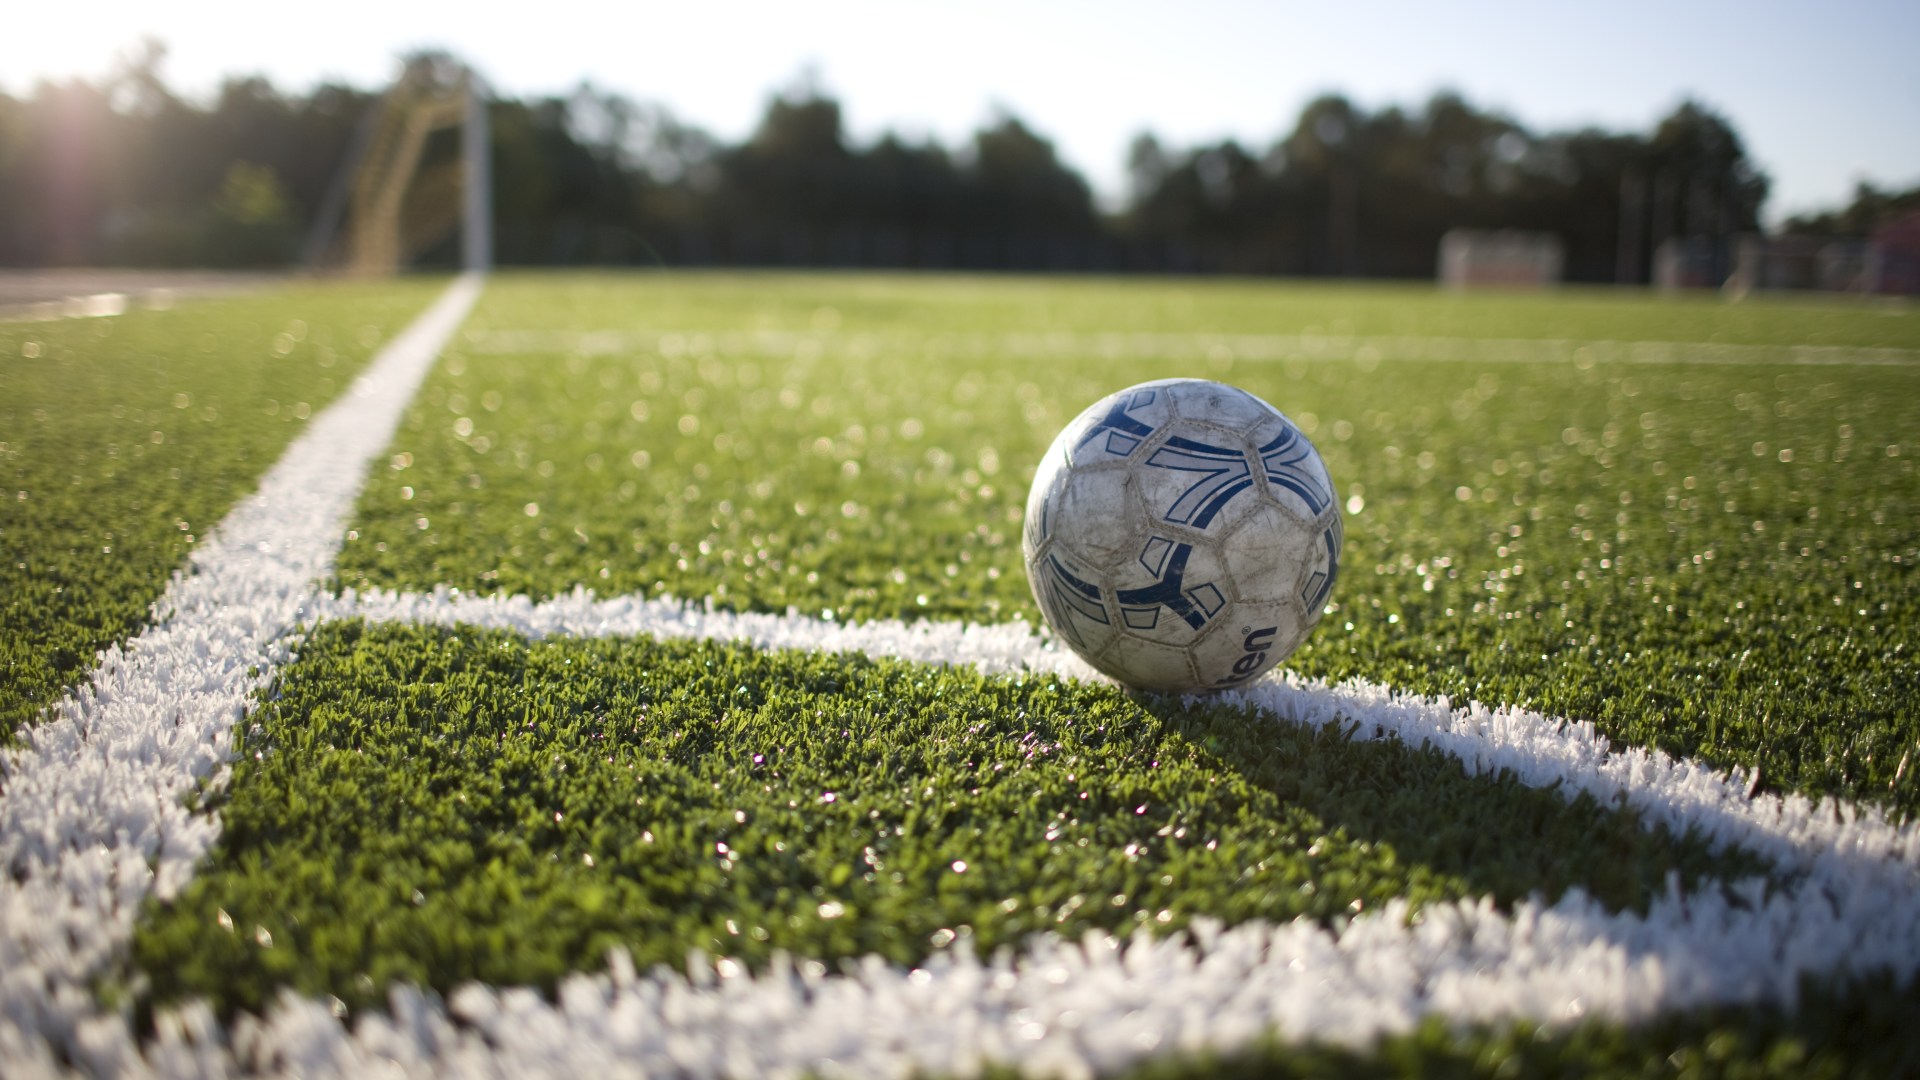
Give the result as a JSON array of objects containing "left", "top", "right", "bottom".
[
  {"left": 4, "top": 279, "right": 1918, "bottom": 1075},
  {"left": 0, "top": 274, "right": 485, "bottom": 1077}
]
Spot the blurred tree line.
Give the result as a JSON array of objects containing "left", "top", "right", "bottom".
[
  {"left": 1, "top": 44, "right": 1784, "bottom": 281},
  {"left": 1781, "top": 180, "right": 1920, "bottom": 238}
]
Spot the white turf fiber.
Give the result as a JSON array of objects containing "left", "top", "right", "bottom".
[
  {"left": 3, "top": 274, "right": 1917, "bottom": 1078},
  {"left": 0, "top": 274, "right": 485, "bottom": 1076}
]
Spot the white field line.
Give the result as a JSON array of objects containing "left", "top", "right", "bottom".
[
  {"left": 325, "top": 586, "right": 1918, "bottom": 891},
  {"left": 0, "top": 292, "right": 132, "bottom": 323},
  {"left": 0, "top": 274, "right": 485, "bottom": 1077},
  {"left": 4, "top": 283, "right": 1918, "bottom": 1076},
  {"left": 461, "top": 326, "right": 1920, "bottom": 369},
  {"left": 172, "top": 584, "right": 1912, "bottom": 1079}
]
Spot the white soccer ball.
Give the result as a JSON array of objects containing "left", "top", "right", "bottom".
[{"left": 1022, "top": 378, "right": 1342, "bottom": 693}]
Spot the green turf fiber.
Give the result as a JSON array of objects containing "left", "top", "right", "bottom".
[
  {"left": 130, "top": 619, "right": 1755, "bottom": 1021},
  {"left": 1100, "top": 973, "right": 1920, "bottom": 1079},
  {"left": 337, "top": 273, "right": 1920, "bottom": 817},
  {"left": 0, "top": 280, "right": 444, "bottom": 738}
]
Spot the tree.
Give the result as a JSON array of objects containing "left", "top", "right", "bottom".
[
  {"left": 1783, "top": 180, "right": 1920, "bottom": 237},
  {"left": 961, "top": 112, "right": 1099, "bottom": 268},
  {"left": 0, "top": 51, "right": 1781, "bottom": 280},
  {"left": 201, "top": 161, "right": 299, "bottom": 265}
]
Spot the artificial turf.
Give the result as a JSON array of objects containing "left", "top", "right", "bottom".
[
  {"left": 11, "top": 271, "right": 1915, "bottom": 1073},
  {"left": 130, "top": 618, "right": 1758, "bottom": 1022},
  {"left": 336, "top": 273, "right": 1920, "bottom": 817},
  {"left": 1102, "top": 973, "right": 1920, "bottom": 1079},
  {"left": 0, "top": 279, "right": 444, "bottom": 738}
]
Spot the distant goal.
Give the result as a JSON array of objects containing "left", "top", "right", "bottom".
[
  {"left": 1437, "top": 229, "right": 1564, "bottom": 289},
  {"left": 303, "top": 54, "right": 492, "bottom": 276}
]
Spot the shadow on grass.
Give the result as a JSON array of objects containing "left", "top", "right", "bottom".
[
  {"left": 1134, "top": 691, "right": 1772, "bottom": 918},
  {"left": 126, "top": 622, "right": 1772, "bottom": 1027}
]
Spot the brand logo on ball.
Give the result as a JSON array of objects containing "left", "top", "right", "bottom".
[{"left": 1214, "top": 625, "right": 1280, "bottom": 687}]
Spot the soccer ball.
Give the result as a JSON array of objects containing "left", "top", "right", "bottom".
[{"left": 1022, "top": 378, "right": 1342, "bottom": 693}]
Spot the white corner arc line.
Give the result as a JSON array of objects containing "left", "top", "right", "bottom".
[
  {"left": 324, "top": 584, "right": 1920, "bottom": 888},
  {"left": 326, "top": 586, "right": 1920, "bottom": 889},
  {"left": 197, "top": 584, "right": 1914, "bottom": 1079},
  {"left": 0, "top": 273, "right": 484, "bottom": 1075}
]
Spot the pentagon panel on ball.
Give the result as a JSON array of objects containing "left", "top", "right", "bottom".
[{"left": 1023, "top": 378, "right": 1342, "bottom": 693}]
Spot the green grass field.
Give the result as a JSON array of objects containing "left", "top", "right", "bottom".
[
  {"left": 5, "top": 271, "right": 1919, "bottom": 1077},
  {"left": 0, "top": 279, "right": 450, "bottom": 737},
  {"left": 338, "top": 275, "right": 1920, "bottom": 815}
]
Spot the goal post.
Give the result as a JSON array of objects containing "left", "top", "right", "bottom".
[
  {"left": 304, "top": 56, "right": 492, "bottom": 276},
  {"left": 463, "top": 73, "right": 492, "bottom": 273}
]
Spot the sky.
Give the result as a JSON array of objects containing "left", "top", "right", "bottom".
[{"left": 10, "top": 0, "right": 1919, "bottom": 224}]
